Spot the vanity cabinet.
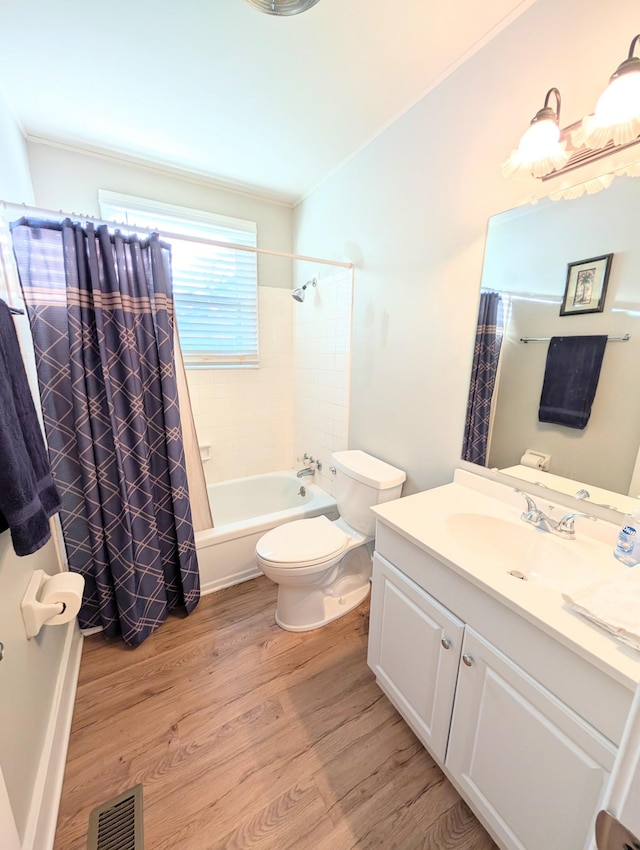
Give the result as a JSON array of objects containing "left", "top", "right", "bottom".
[
  {"left": 367, "top": 553, "right": 463, "bottom": 762},
  {"left": 446, "top": 627, "right": 615, "bottom": 850},
  {"left": 369, "top": 541, "right": 621, "bottom": 850}
]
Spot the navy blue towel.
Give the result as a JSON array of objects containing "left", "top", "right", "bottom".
[
  {"left": 0, "top": 299, "right": 61, "bottom": 555},
  {"left": 538, "top": 335, "right": 607, "bottom": 430}
]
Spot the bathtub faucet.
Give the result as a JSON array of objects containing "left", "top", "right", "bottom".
[{"left": 297, "top": 454, "right": 322, "bottom": 478}]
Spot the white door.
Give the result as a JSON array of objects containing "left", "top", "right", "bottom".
[
  {"left": 368, "top": 553, "right": 464, "bottom": 762},
  {"left": 0, "top": 763, "right": 21, "bottom": 850},
  {"left": 446, "top": 627, "right": 616, "bottom": 850}
]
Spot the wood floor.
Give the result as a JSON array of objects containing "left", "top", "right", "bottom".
[{"left": 54, "top": 577, "right": 498, "bottom": 850}]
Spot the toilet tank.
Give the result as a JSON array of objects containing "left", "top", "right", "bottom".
[{"left": 331, "top": 450, "right": 406, "bottom": 536}]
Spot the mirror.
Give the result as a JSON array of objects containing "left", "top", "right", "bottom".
[{"left": 465, "top": 174, "right": 640, "bottom": 512}]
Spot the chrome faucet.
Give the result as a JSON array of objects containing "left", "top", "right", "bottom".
[
  {"left": 572, "top": 488, "right": 617, "bottom": 510},
  {"left": 552, "top": 512, "right": 594, "bottom": 539},
  {"left": 514, "top": 489, "right": 595, "bottom": 540},
  {"left": 297, "top": 453, "right": 322, "bottom": 478},
  {"left": 515, "top": 489, "right": 551, "bottom": 531}
]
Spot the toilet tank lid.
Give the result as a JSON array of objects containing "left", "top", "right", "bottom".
[{"left": 331, "top": 450, "right": 406, "bottom": 489}]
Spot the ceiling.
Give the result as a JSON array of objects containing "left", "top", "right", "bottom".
[{"left": 0, "top": 0, "right": 535, "bottom": 205}]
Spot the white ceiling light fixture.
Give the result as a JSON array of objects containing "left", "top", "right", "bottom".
[
  {"left": 241, "top": 0, "right": 320, "bottom": 15},
  {"left": 573, "top": 34, "right": 640, "bottom": 150},
  {"left": 502, "top": 87, "right": 570, "bottom": 180}
]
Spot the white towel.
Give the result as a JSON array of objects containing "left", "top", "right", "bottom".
[{"left": 562, "top": 569, "right": 640, "bottom": 652}]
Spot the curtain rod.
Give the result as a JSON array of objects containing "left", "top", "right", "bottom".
[
  {"left": 0, "top": 201, "right": 353, "bottom": 270},
  {"left": 520, "top": 333, "right": 630, "bottom": 343}
]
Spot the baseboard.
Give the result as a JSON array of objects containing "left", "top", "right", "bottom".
[
  {"left": 22, "top": 623, "right": 84, "bottom": 850},
  {"left": 200, "top": 566, "right": 263, "bottom": 596}
]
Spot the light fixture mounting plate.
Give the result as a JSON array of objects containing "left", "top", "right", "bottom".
[{"left": 241, "top": 0, "right": 320, "bottom": 15}]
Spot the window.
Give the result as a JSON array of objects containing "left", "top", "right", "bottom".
[{"left": 99, "top": 190, "right": 259, "bottom": 366}]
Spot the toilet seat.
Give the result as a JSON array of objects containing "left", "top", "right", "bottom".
[{"left": 256, "top": 515, "right": 348, "bottom": 569}]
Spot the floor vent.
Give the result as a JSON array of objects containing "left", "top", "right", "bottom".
[{"left": 87, "top": 784, "right": 144, "bottom": 850}]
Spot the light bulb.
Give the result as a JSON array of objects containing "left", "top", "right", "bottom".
[
  {"left": 573, "top": 35, "right": 640, "bottom": 149},
  {"left": 595, "top": 70, "right": 640, "bottom": 125},
  {"left": 502, "top": 87, "right": 569, "bottom": 180},
  {"left": 502, "top": 118, "right": 568, "bottom": 180},
  {"left": 518, "top": 119, "right": 561, "bottom": 160}
]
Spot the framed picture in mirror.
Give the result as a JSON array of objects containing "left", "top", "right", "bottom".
[{"left": 560, "top": 253, "right": 613, "bottom": 316}]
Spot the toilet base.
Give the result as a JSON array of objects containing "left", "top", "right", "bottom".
[{"left": 275, "top": 581, "right": 370, "bottom": 632}]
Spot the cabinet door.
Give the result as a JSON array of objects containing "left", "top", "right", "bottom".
[
  {"left": 368, "top": 553, "right": 464, "bottom": 763},
  {"left": 446, "top": 628, "right": 616, "bottom": 850}
]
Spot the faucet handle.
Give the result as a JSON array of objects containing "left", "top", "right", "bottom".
[
  {"left": 556, "top": 512, "right": 597, "bottom": 533},
  {"left": 514, "top": 488, "right": 540, "bottom": 517},
  {"left": 573, "top": 489, "right": 591, "bottom": 500}
]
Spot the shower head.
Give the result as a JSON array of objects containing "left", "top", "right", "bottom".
[{"left": 291, "top": 277, "right": 317, "bottom": 302}]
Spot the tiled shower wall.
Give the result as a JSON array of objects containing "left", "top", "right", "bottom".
[
  {"left": 185, "top": 269, "right": 352, "bottom": 491},
  {"left": 293, "top": 268, "right": 353, "bottom": 496},
  {"left": 186, "top": 286, "right": 294, "bottom": 484}
]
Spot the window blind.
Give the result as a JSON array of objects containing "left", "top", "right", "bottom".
[{"left": 99, "top": 190, "right": 259, "bottom": 366}]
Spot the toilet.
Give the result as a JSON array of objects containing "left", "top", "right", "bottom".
[{"left": 256, "top": 450, "right": 405, "bottom": 631}]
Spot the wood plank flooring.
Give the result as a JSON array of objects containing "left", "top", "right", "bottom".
[{"left": 54, "top": 577, "right": 498, "bottom": 849}]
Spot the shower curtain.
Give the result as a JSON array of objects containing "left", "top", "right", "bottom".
[
  {"left": 462, "top": 291, "right": 504, "bottom": 466},
  {"left": 11, "top": 218, "right": 200, "bottom": 646}
]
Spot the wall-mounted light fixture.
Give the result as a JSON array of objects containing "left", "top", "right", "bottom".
[
  {"left": 502, "top": 88, "right": 569, "bottom": 180},
  {"left": 503, "top": 34, "right": 640, "bottom": 183},
  {"left": 573, "top": 34, "right": 640, "bottom": 150}
]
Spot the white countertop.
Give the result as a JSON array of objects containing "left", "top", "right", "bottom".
[{"left": 372, "top": 469, "right": 640, "bottom": 690}]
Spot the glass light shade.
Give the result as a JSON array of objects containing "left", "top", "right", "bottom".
[
  {"left": 573, "top": 56, "right": 640, "bottom": 149},
  {"left": 502, "top": 118, "right": 569, "bottom": 180}
]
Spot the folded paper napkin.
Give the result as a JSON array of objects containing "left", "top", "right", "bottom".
[{"left": 562, "top": 569, "right": 640, "bottom": 652}]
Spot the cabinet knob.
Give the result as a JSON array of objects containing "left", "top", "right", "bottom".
[
  {"left": 441, "top": 637, "right": 452, "bottom": 650},
  {"left": 462, "top": 654, "right": 474, "bottom": 667}
]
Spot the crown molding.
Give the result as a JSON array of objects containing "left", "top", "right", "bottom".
[{"left": 24, "top": 134, "right": 296, "bottom": 209}]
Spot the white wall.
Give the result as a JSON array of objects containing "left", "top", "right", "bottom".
[
  {"left": 0, "top": 91, "right": 33, "bottom": 204},
  {"left": 26, "top": 141, "right": 294, "bottom": 289},
  {"left": 293, "top": 267, "right": 352, "bottom": 495},
  {"left": 293, "top": 0, "right": 640, "bottom": 495}
]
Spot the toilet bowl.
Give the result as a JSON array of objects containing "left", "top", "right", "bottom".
[
  {"left": 256, "top": 515, "right": 372, "bottom": 631},
  {"left": 255, "top": 450, "right": 405, "bottom": 631}
]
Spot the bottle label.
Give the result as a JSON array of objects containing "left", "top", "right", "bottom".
[{"left": 615, "top": 524, "right": 640, "bottom": 565}]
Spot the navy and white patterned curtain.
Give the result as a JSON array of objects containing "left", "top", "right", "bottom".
[
  {"left": 462, "top": 291, "right": 504, "bottom": 465},
  {"left": 11, "top": 218, "right": 200, "bottom": 646}
]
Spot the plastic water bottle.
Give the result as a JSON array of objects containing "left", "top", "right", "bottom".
[{"left": 613, "top": 512, "right": 640, "bottom": 566}]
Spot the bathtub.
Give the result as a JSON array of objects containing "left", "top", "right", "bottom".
[{"left": 195, "top": 470, "right": 338, "bottom": 594}]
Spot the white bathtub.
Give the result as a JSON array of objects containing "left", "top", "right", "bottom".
[{"left": 195, "top": 470, "right": 338, "bottom": 594}]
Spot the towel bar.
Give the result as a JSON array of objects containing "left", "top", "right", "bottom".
[{"left": 521, "top": 333, "right": 630, "bottom": 343}]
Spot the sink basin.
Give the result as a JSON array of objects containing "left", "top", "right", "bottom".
[{"left": 444, "top": 513, "right": 625, "bottom": 590}]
